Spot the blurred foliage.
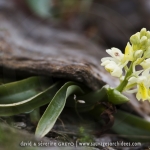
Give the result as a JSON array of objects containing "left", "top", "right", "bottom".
[
  {"left": 26, "top": 0, "right": 52, "bottom": 18},
  {"left": 26, "top": 0, "right": 93, "bottom": 19}
]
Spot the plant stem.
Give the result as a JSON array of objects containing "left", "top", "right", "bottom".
[
  {"left": 75, "top": 101, "right": 83, "bottom": 121},
  {"left": 116, "top": 62, "right": 133, "bottom": 92}
]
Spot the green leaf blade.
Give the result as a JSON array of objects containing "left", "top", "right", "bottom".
[
  {"left": 0, "top": 77, "right": 50, "bottom": 104},
  {"left": 35, "top": 82, "right": 84, "bottom": 138},
  {"left": 111, "top": 110, "right": 150, "bottom": 142},
  {"left": 0, "top": 82, "right": 60, "bottom": 116}
]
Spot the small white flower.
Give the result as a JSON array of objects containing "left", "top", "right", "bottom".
[
  {"left": 106, "top": 48, "right": 124, "bottom": 61},
  {"left": 120, "top": 76, "right": 125, "bottom": 81},
  {"left": 128, "top": 76, "right": 137, "bottom": 85},
  {"left": 101, "top": 59, "right": 112, "bottom": 66},
  {"left": 105, "top": 62, "right": 122, "bottom": 77},
  {"left": 101, "top": 48, "right": 125, "bottom": 77},
  {"left": 140, "top": 58, "right": 150, "bottom": 69}
]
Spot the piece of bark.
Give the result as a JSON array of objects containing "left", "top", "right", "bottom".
[{"left": 0, "top": 1, "right": 108, "bottom": 90}]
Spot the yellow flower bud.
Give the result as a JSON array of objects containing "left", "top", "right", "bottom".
[
  {"left": 140, "top": 36, "right": 148, "bottom": 50},
  {"left": 144, "top": 47, "right": 150, "bottom": 58},
  {"left": 140, "top": 28, "right": 147, "bottom": 37},
  {"left": 146, "top": 39, "right": 150, "bottom": 47},
  {"left": 130, "top": 32, "right": 140, "bottom": 45},
  {"left": 146, "top": 31, "right": 150, "bottom": 39},
  {"left": 140, "top": 36, "right": 147, "bottom": 44},
  {"left": 134, "top": 50, "right": 143, "bottom": 59}
]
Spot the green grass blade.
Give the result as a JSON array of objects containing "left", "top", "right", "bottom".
[{"left": 35, "top": 82, "right": 84, "bottom": 138}]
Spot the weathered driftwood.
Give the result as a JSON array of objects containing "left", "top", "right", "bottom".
[{"left": 0, "top": 4, "right": 106, "bottom": 90}]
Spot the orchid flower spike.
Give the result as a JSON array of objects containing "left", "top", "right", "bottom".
[{"left": 101, "top": 28, "right": 150, "bottom": 102}]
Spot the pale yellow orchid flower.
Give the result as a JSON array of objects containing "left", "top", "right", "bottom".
[
  {"left": 140, "top": 58, "right": 150, "bottom": 69},
  {"left": 126, "top": 69, "right": 150, "bottom": 101},
  {"left": 101, "top": 28, "right": 150, "bottom": 102},
  {"left": 124, "top": 42, "right": 134, "bottom": 61}
]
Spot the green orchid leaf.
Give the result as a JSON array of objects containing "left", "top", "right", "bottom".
[
  {"left": 35, "top": 82, "right": 84, "bottom": 138},
  {"left": 0, "top": 76, "right": 50, "bottom": 104},
  {"left": 74, "top": 85, "right": 129, "bottom": 105},
  {"left": 111, "top": 110, "right": 150, "bottom": 142},
  {"left": 78, "top": 85, "right": 109, "bottom": 104},
  {"left": 115, "top": 110, "right": 150, "bottom": 130},
  {"left": 0, "top": 82, "right": 61, "bottom": 116},
  {"left": 66, "top": 85, "right": 109, "bottom": 108},
  {"left": 107, "top": 88, "right": 129, "bottom": 105},
  {"left": 30, "top": 108, "right": 41, "bottom": 124}
]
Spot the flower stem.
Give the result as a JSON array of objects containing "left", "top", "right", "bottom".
[{"left": 116, "top": 62, "right": 133, "bottom": 92}]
